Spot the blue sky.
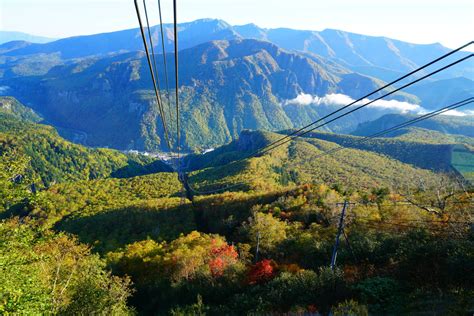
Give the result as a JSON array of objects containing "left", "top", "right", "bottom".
[{"left": 1, "top": 0, "right": 473, "bottom": 48}]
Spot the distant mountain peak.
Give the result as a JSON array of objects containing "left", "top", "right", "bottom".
[
  {"left": 0, "top": 31, "right": 56, "bottom": 44},
  {"left": 238, "top": 23, "right": 260, "bottom": 28},
  {"left": 181, "top": 18, "right": 232, "bottom": 30},
  {"left": 0, "top": 40, "right": 34, "bottom": 53}
]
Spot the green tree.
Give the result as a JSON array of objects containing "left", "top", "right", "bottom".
[
  {"left": 0, "top": 218, "right": 133, "bottom": 314},
  {"left": 245, "top": 211, "right": 288, "bottom": 256},
  {"left": 0, "top": 148, "right": 32, "bottom": 213},
  {"left": 332, "top": 300, "right": 368, "bottom": 316}
]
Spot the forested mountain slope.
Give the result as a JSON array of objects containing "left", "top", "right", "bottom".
[
  {"left": 404, "top": 77, "right": 474, "bottom": 110},
  {"left": 0, "top": 96, "right": 41, "bottom": 121},
  {"left": 0, "top": 98, "right": 171, "bottom": 186},
  {"left": 296, "top": 130, "right": 465, "bottom": 171},
  {"left": 1, "top": 108, "right": 472, "bottom": 315},
  {"left": 1, "top": 19, "right": 471, "bottom": 153},
  {"left": 301, "top": 129, "right": 474, "bottom": 184},
  {"left": 3, "top": 40, "right": 415, "bottom": 151},
  {"left": 391, "top": 127, "right": 474, "bottom": 148},
  {"left": 353, "top": 113, "right": 474, "bottom": 138},
  {"left": 185, "top": 130, "right": 450, "bottom": 193}
]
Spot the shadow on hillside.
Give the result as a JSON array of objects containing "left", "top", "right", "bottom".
[
  {"left": 192, "top": 188, "right": 295, "bottom": 237},
  {"left": 0, "top": 201, "right": 30, "bottom": 220},
  {"left": 451, "top": 145, "right": 474, "bottom": 184},
  {"left": 110, "top": 159, "right": 173, "bottom": 178},
  {"left": 54, "top": 203, "right": 195, "bottom": 254},
  {"left": 53, "top": 186, "right": 297, "bottom": 254}
]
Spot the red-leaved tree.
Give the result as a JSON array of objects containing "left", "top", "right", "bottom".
[
  {"left": 208, "top": 241, "right": 238, "bottom": 277},
  {"left": 247, "top": 259, "right": 277, "bottom": 284}
]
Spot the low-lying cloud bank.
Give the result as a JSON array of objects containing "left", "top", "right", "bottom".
[
  {"left": 440, "top": 109, "right": 474, "bottom": 117},
  {"left": 0, "top": 86, "right": 10, "bottom": 95},
  {"left": 283, "top": 93, "right": 472, "bottom": 116}
]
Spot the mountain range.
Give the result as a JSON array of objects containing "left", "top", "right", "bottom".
[
  {"left": 3, "top": 19, "right": 473, "bottom": 79},
  {"left": 0, "top": 31, "right": 56, "bottom": 44},
  {"left": 0, "top": 19, "right": 472, "bottom": 152}
]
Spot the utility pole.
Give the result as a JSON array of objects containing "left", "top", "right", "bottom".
[
  {"left": 255, "top": 231, "right": 261, "bottom": 263},
  {"left": 330, "top": 200, "right": 348, "bottom": 270}
]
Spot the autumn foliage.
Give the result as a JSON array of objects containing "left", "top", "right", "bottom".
[
  {"left": 246, "top": 259, "right": 277, "bottom": 284},
  {"left": 209, "top": 241, "right": 239, "bottom": 277}
]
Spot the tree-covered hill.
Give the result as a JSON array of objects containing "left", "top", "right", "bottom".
[
  {"left": 389, "top": 127, "right": 474, "bottom": 148},
  {"left": 28, "top": 173, "right": 193, "bottom": 253},
  {"left": 185, "top": 130, "right": 452, "bottom": 194},
  {"left": 5, "top": 167, "right": 471, "bottom": 314},
  {"left": 0, "top": 98, "right": 171, "bottom": 186},
  {"left": 0, "top": 96, "right": 41, "bottom": 122},
  {"left": 293, "top": 131, "right": 456, "bottom": 171},
  {"left": 353, "top": 112, "right": 474, "bottom": 138},
  {"left": 298, "top": 129, "right": 474, "bottom": 185}
]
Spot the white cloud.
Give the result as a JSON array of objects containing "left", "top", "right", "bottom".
[
  {"left": 0, "top": 86, "right": 10, "bottom": 95},
  {"left": 284, "top": 93, "right": 424, "bottom": 114},
  {"left": 440, "top": 109, "right": 467, "bottom": 117},
  {"left": 362, "top": 97, "right": 423, "bottom": 113},
  {"left": 315, "top": 94, "right": 354, "bottom": 106},
  {"left": 284, "top": 93, "right": 314, "bottom": 106},
  {"left": 284, "top": 93, "right": 353, "bottom": 106}
]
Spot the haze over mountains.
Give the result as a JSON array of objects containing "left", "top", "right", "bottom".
[
  {"left": 0, "top": 31, "right": 56, "bottom": 44},
  {"left": 0, "top": 18, "right": 473, "bottom": 151},
  {"left": 3, "top": 19, "right": 473, "bottom": 78}
]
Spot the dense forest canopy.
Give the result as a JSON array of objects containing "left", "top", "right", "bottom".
[{"left": 1, "top": 100, "right": 473, "bottom": 313}]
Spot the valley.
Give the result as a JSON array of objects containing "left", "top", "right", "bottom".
[
  {"left": 0, "top": 15, "right": 473, "bottom": 315},
  {"left": 1, "top": 19, "right": 472, "bottom": 152},
  {"left": 2, "top": 108, "right": 472, "bottom": 312}
]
